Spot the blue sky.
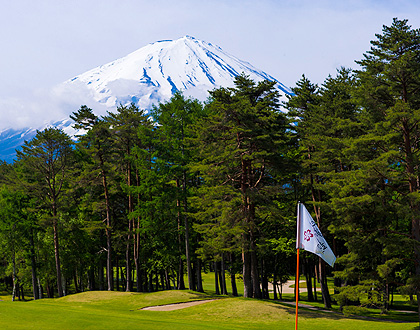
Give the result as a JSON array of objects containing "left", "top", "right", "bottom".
[{"left": 1, "top": 0, "right": 420, "bottom": 128}]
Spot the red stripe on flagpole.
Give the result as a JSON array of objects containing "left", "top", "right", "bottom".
[{"left": 295, "top": 247, "right": 300, "bottom": 330}]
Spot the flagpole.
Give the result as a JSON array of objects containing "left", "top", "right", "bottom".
[
  {"left": 295, "top": 247, "right": 300, "bottom": 330},
  {"left": 295, "top": 202, "right": 301, "bottom": 330},
  {"left": 294, "top": 202, "right": 336, "bottom": 330}
]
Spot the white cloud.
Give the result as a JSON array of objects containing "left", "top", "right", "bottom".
[{"left": 0, "top": 84, "right": 109, "bottom": 130}]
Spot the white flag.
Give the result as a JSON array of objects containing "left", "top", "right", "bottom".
[{"left": 296, "top": 203, "right": 336, "bottom": 267}]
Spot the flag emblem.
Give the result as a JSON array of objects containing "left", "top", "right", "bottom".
[{"left": 304, "top": 229, "right": 313, "bottom": 242}]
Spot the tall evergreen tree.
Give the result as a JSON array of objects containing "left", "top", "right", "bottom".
[
  {"left": 16, "top": 128, "right": 74, "bottom": 297},
  {"left": 285, "top": 69, "right": 360, "bottom": 308},
  {"left": 353, "top": 18, "right": 420, "bottom": 316},
  {"left": 151, "top": 92, "right": 204, "bottom": 291},
  {"left": 71, "top": 106, "right": 115, "bottom": 291},
  {"left": 194, "top": 74, "right": 289, "bottom": 298},
  {"left": 105, "top": 103, "right": 150, "bottom": 292}
]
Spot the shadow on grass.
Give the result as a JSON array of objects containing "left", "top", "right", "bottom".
[{"left": 269, "top": 300, "right": 418, "bottom": 326}]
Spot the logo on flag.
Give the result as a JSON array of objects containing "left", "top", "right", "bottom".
[
  {"left": 296, "top": 203, "right": 336, "bottom": 267},
  {"left": 304, "top": 229, "right": 313, "bottom": 242}
]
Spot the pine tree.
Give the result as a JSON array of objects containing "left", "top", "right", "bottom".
[
  {"left": 151, "top": 92, "right": 204, "bottom": 291},
  {"left": 16, "top": 128, "right": 74, "bottom": 297},
  {"left": 71, "top": 106, "right": 115, "bottom": 291},
  {"left": 194, "top": 74, "right": 289, "bottom": 298},
  {"left": 353, "top": 18, "right": 420, "bottom": 316},
  {"left": 105, "top": 103, "right": 150, "bottom": 292},
  {"left": 285, "top": 69, "right": 360, "bottom": 308}
]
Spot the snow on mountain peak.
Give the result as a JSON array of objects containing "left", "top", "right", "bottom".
[{"left": 60, "top": 36, "right": 292, "bottom": 114}]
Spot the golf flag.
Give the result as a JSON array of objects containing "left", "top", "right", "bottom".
[{"left": 296, "top": 202, "right": 336, "bottom": 267}]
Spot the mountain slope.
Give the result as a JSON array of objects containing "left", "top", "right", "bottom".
[
  {"left": 0, "top": 119, "right": 77, "bottom": 163},
  {"left": 61, "top": 35, "right": 292, "bottom": 111}
]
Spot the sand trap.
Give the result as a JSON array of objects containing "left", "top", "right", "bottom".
[{"left": 141, "top": 299, "right": 216, "bottom": 311}]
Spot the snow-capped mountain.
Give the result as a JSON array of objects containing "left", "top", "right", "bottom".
[
  {"left": 0, "top": 36, "right": 292, "bottom": 162},
  {"left": 61, "top": 35, "right": 292, "bottom": 112}
]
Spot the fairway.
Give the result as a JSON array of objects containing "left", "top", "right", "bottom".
[{"left": 0, "top": 290, "right": 417, "bottom": 330}]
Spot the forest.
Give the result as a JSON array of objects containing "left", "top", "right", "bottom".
[{"left": 1, "top": 17, "right": 420, "bottom": 317}]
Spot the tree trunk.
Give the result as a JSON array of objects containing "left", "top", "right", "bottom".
[
  {"left": 182, "top": 172, "right": 194, "bottom": 291},
  {"left": 241, "top": 157, "right": 253, "bottom": 298},
  {"left": 260, "top": 259, "right": 269, "bottom": 299},
  {"left": 305, "top": 258, "right": 314, "bottom": 301},
  {"left": 46, "top": 280, "right": 53, "bottom": 298},
  {"left": 116, "top": 257, "right": 120, "bottom": 291},
  {"left": 242, "top": 248, "right": 252, "bottom": 298},
  {"left": 279, "top": 282, "right": 283, "bottom": 300},
  {"left": 63, "top": 275, "right": 67, "bottom": 296},
  {"left": 98, "top": 261, "right": 104, "bottom": 291},
  {"left": 73, "top": 271, "right": 79, "bottom": 293},
  {"left": 273, "top": 254, "right": 278, "bottom": 300},
  {"left": 52, "top": 202, "right": 64, "bottom": 297},
  {"left": 106, "top": 228, "right": 113, "bottom": 291},
  {"left": 230, "top": 253, "right": 238, "bottom": 297},
  {"left": 165, "top": 269, "right": 171, "bottom": 290},
  {"left": 100, "top": 165, "right": 113, "bottom": 291},
  {"left": 37, "top": 278, "right": 43, "bottom": 299},
  {"left": 195, "top": 259, "right": 204, "bottom": 293},
  {"left": 134, "top": 171, "right": 142, "bottom": 292},
  {"left": 97, "top": 150, "right": 114, "bottom": 292},
  {"left": 319, "top": 258, "right": 332, "bottom": 308},
  {"left": 29, "top": 229, "right": 39, "bottom": 300},
  {"left": 125, "top": 227, "right": 132, "bottom": 292},
  {"left": 273, "top": 279, "right": 277, "bottom": 300},
  {"left": 20, "top": 284, "right": 25, "bottom": 301},
  {"left": 220, "top": 256, "right": 228, "bottom": 295},
  {"left": 135, "top": 254, "right": 141, "bottom": 292},
  {"left": 148, "top": 273, "right": 153, "bottom": 292},
  {"left": 250, "top": 239, "right": 261, "bottom": 299},
  {"left": 403, "top": 120, "right": 420, "bottom": 323},
  {"left": 79, "top": 271, "right": 84, "bottom": 292},
  {"left": 214, "top": 261, "right": 220, "bottom": 295},
  {"left": 313, "top": 263, "right": 318, "bottom": 301},
  {"left": 12, "top": 248, "right": 17, "bottom": 301},
  {"left": 176, "top": 181, "right": 185, "bottom": 290},
  {"left": 231, "top": 273, "right": 238, "bottom": 297},
  {"left": 126, "top": 160, "right": 133, "bottom": 292}
]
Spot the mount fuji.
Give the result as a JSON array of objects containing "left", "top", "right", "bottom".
[
  {"left": 0, "top": 36, "right": 293, "bottom": 162},
  {"left": 60, "top": 35, "right": 292, "bottom": 111}
]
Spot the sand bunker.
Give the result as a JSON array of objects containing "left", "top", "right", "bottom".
[{"left": 141, "top": 299, "right": 215, "bottom": 311}]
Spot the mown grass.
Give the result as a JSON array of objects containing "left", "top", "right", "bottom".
[
  {"left": 0, "top": 272, "right": 418, "bottom": 329},
  {"left": 0, "top": 289, "right": 418, "bottom": 330},
  {"left": 265, "top": 274, "right": 418, "bottom": 322}
]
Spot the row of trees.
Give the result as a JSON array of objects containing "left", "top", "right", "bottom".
[
  {"left": 1, "top": 17, "right": 420, "bottom": 319},
  {"left": 286, "top": 18, "right": 420, "bottom": 316},
  {"left": 0, "top": 74, "right": 295, "bottom": 300}
]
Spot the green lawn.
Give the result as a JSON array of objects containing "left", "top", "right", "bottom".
[
  {"left": 0, "top": 272, "right": 418, "bottom": 329},
  {"left": 0, "top": 289, "right": 418, "bottom": 330}
]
